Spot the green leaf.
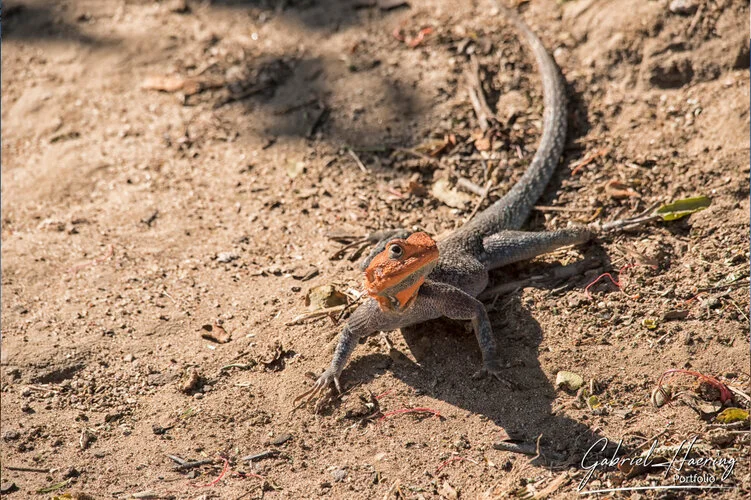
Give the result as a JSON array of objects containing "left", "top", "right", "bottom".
[
  {"left": 715, "top": 408, "right": 749, "bottom": 424},
  {"left": 37, "top": 479, "right": 71, "bottom": 494},
  {"left": 654, "top": 196, "right": 712, "bottom": 221}
]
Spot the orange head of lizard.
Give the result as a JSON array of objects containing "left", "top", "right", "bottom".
[{"left": 364, "top": 232, "right": 439, "bottom": 312}]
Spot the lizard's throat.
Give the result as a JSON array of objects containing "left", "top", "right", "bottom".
[{"left": 371, "top": 276, "right": 424, "bottom": 312}]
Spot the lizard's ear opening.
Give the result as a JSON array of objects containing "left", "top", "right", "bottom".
[{"left": 388, "top": 243, "right": 404, "bottom": 259}]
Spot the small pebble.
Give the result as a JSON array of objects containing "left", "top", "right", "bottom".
[
  {"left": 3, "top": 430, "right": 20, "bottom": 441},
  {"left": 217, "top": 252, "right": 239, "bottom": 263},
  {"left": 63, "top": 466, "right": 81, "bottom": 478},
  {"left": 123, "top": 354, "right": 135, "bottom": 362},
  {"left": 669, "top": 0, "right": 697, "bottom": 15},
  {"left": 270, "top": 433, "right": 292, "bottom": 446},
  {"left": 331, "top": 468, "right": 347, "bottom": 482}
]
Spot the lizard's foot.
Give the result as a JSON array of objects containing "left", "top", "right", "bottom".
[
  {"left": 472, "top": 359, "right": 516, "bottom": 389},
  {"left": 293, "top": 369, "right": 341, "bottom": 409}
]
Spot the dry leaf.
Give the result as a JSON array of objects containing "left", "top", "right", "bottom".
[
  {"left": 604, "top": 179, "right": 640, "bottom": 199},
  {"left": 200, "top": 323, "right": 231, "bottom": 343},
  {"left": 431, "top": 178, "right": 472, "bottom": 209},
  {"left": 141, "top": 76, "right": 204, "bottom": 96}
]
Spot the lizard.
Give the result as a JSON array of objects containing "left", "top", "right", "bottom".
[{"left": 296, "top": 2, "right": 593, "bottom": 403}]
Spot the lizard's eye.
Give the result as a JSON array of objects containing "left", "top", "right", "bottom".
[{"left": 388, "top": 244, "right": 403, "bottom": 259}]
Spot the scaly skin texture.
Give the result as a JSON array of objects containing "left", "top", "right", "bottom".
[{"left": 297, "top": 3, "right": 593, "bottom": 400}]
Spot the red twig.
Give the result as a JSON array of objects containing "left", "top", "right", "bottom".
[
  {"left": 378, "top": 407, "right": 441, "bottom": 422},
  {"left": 234, "top": 471, "right": 265, "bottom": 481},
  {"left": 656, "top": 369, "right": 733, "bottom": 405},
  {"left": 435, "top": 455, "right": 478, "bottom": 473},
  {"left": 68, "top": 244, "right": 114, "bottom": 273},
  {"left": 407, "top": 27, "right": 433, "bottom": 48},
  {"left": 193, "top": 457, "right": 229, "bottom": 488},
  {"left": 375, "top": 389, "right": 394, "bottom": 400},
  {"left": 585, "top": 263, "right": 638, "bottom": 298}
]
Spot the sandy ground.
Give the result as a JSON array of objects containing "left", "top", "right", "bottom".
[{"left": 1, "top": 0, "right": 750, "bottom": 498}]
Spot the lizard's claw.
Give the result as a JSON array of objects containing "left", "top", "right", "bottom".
[
  {"left": 293, "top": 369, "right": 341, "bottom": 409},
  {"left": 472, "top": 360, "right": 516, "bottom": 389}
]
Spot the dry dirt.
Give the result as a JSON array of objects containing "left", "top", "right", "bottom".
[{"left": 1, "top": 0, "right": 750, "bottom": 498}]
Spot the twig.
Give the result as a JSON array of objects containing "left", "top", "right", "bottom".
[
  {"left": 727, "top": 385, "right": 751, "bottom": 405},
  {"left": 584, "top": 264, "right": 635, "bottom": 298},
  {"left": 532, "top": 433, "right": 543, "bottom": 461},
  {"left": 478, "top": 257, "right": 600, "bottom": 300},
  {"left": 4, "top": 465, "right": 50, "bottom": 473},
  {"left": 707, "top": 421, "right": 749, "bottom": 429},
  {"left": 456, "top": 177, "right": 487, "bottom": 196},
  {"left": 285, "top": 305, "right": 347, "bottom": 326},
  {"left": 329, "top": 238, "right": 369, "bottom": 260},
  {"left": 378, "top": 407, "right": 441, "bottom": 422},
  {"left": 570, "top": 147, "right": 610, "bottom": 175},
  {"left": 492, "top": 440, "right": 565, "bottom": 462},
  {"left": 347, "top": 148, "right": 368, "bottom": 173},
  {"left": 534, "top": 205, "right": 597, "bottom": 213},
  {"left": 166, "top": 454, "right": 187, "bottom": 466},
  {"left": 466, "top": 180, "right": 493, "bottom": 222},
  {"left": 627, "top": 424, "right": 671, "bottom": 456},
  {"left": 467, "top": 54, "right": 494, "bottom": 132},
  {"left": 686, "top": 2, "right": 704, "bottom": 35},
  {"left": 213, "top": 83, "right": 271, "bottom": 108},
  {"left": 241, "top": 450, "right": 280, "bottom": 462},
  {"left": 220, "top": 363, "right": 254, "bottom": 371},
  {"left": 375, "top": 389, "right": 394, "bottom": 400},
  {"left": 307, "top": 106, "right": 329, "bottom": 138},
  {"left": 141, "top": 210, "right": 159, "bottom": 227},
  {"left": 173, "top": 458, "right": 216, "bottom": 471},
  {"left": 193, "top": 456, "right": 229, "bottom": 488}
]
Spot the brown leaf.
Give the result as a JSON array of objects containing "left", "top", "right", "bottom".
[
  {"left": 200, "top": 322, "right": 231, "bottom": 343},
  {"left": 407, "top": 180, "right": 428, "bottom": 197},
  {"left": 141, "top": 76, "right": 205, "bottom": 96},
  {"left": 662, "top": 309, "right": 689, "bottom": 321},
  {"left": 431, "top": 178, "right": 472, "bottom": 209},
  {"left": 604, "top": 180, "right": 640, "bottom": 199},
  {"left": 305, "top": 285, "right": 348, "bottom": 311}
]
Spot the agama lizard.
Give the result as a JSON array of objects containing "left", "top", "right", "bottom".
[{"left": 296, "top": 3, "right": 592, "bottom": 402}]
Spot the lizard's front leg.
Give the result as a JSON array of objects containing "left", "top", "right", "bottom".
[
  {"left": 418, "top": 282, "right": 507, "bottom": 382},
  {"left": 295, "top": 299, "right": 390, "bottom": 404}
]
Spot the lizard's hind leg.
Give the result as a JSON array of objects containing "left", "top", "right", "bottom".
[{"left": 481, "top": 228, "right": 591, "bottom": 270}]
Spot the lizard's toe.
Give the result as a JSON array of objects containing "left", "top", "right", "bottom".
[
  {"left": 294, "top": 369, "right": 341, "bottom": 409},
  {"left": 473, "top": 361, "right": 516, "bottom": 389}
]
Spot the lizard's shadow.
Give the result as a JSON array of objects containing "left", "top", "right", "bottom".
[{"left": 344, "top": 251, "right": 631, "bottom": 470}]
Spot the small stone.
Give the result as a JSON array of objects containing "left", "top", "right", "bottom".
[
  {"left": 168, "top": 0, "right": 190, "bottom": 13},
  {"left": 21, "top": 387, "right": 32, "bottom": 397},
  {"left": 104, "top": 412, "right": 123, "bottom": 423},
  {"left": 669, "top": 0, "right": 697, "bottom": 15},
  {"left": 123, "top": 354, "right": 135, "bottom": 362},
  {"left": 3, "top": 430, "right": 20, "bottom": 441},
  {"left": 331, "top": 468, "right": 347, "bottom": 482},
  {"left": 0, "top": 482, "right": 19, "bottom": 494},
  {"left": 193, "top": 392, "right": 204, "bottom": 400},
  {"left": 21, "top": 402, "right": 34, "bottom": 413},
  {"left": 216, "top": 252, "right": 239, "bottom": 263},
  {"left": 269, "top": 433, "right": 292, "bottom": 446},
  {"left": 63, "top": 466, "right": 81, "bottom": 478}
]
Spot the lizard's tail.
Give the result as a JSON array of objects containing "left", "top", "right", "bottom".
[{"left": 460, "top": 2, "right": 567, "bottom": 237}]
